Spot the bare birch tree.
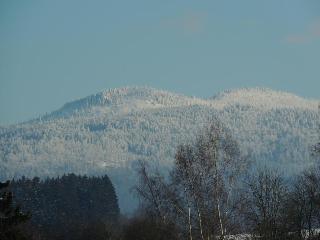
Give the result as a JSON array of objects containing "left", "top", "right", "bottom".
[
  {"left": 243, "top": 168, "right": 289, "bottom": 240},
  {"left": 135, "top": 122, "right": 247, "bottom": 240}
]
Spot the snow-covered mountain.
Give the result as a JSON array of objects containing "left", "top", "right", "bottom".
[{"left": 0, "top": 87, "right": 318, "bottom": 213}]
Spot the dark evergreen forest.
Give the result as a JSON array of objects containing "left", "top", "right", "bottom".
[{"left": 9, "top": 174, "right": 119, "bottom": 240}]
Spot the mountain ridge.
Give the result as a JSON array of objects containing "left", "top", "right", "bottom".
[
  {"left": 0, "top": 86, "right": 318, "bottom": 213},
  {"left": 30, "top": 86, "right": 318, "bottom": 123}
]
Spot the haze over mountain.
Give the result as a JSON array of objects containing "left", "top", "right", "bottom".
[{"left": 0, "top": 87, "right": 318, "bottom": 212}]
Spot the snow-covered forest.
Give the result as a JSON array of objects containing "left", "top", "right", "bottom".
[{"left": 0, "top": 87, "right": 318, "bottom": 212}]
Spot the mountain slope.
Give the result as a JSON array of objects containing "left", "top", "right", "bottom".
[{"left": 0, "top": 87, "right": 318, "bottom": 213}]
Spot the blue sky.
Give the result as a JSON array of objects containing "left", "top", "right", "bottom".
[{"left": 1, "top": 0, "right": 319, "bottom": 125}]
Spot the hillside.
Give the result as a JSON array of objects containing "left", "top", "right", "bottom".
[{"left": 0, "top": 87, "right": 318, "bottom": 213}]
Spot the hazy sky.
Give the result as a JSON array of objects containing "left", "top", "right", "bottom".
[{"left": 1, "top": 0, "right": 320, "bottom": 125}]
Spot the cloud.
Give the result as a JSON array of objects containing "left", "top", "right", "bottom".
[
  {"left": 285, "top": 35, "right": 310, "bottom": 44},
  {"left": 285, "top": 19, "right": 320, "bottom": 44},
  {"left": 160, "top": 12, "right": 207, "bottom": 34},
  {"left": 310, "top": 20, "right": 320, "bottom": 36}
]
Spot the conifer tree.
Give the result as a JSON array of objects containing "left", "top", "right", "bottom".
[{"left": 0, "top": 180, "right": 30, "bottom": 240}]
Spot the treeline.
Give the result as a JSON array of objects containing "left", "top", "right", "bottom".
[{"left": 8, "top": 174, "right": 119, "bottom": 240}]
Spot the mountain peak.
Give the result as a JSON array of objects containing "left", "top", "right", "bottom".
[
  {"left": 45, "top": 86, "right": 194, "bottom": 120},
  {"left": 211, "top": 87, "right": 317, "bottom": 110},
  {"left": 213, "top": 87, "right": 296, "bottom": 98}
]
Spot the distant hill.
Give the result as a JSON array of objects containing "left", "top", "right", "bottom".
[{"left": 0, "top": 87, "right": 318, "bottom": 213}]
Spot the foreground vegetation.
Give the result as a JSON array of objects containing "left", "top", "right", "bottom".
[
  {"left": 1, "top": 122, "right": 319, "bottom": 240},
  {"left": 132, "top": 124, "right": 320, "bottom": 240},
  {"left": 1, "top": 174, "right": 119, "bottom": 240}
]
